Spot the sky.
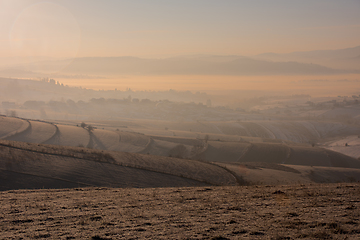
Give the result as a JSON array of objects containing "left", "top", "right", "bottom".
[{"left": 0, "top": 0, "right": 360, "bottom": 60}]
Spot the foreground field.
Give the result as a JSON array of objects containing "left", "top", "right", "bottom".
[{"left": 0, "top": 183, "right": 359, "bottom": 239}]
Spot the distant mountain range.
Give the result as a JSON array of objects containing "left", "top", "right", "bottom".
[
  {"left": 257, "top": 45, "right": 360, "bottom": 60},
  {"left": 254, "top": 45, "right": 360, "bottom": 70},
  {"left": 58, "top": 56, "right": 347, "bottom": 76},
  {"left": 0, "top": 46, "right": 359, "bottom": 77}
]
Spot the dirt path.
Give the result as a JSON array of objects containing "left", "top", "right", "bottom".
[{"left": 0, "top": 183, "right": 359, "bottom": 239}]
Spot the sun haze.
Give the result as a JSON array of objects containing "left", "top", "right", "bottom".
[
  {"left": 0, "top": 0, "right": 359, "bottom": 92},
  {"left": 1, "top": 0, "right": 359, "bottom": 58},
  {"left": 2, "top": 3, "right": 360, "bottom": 238}
]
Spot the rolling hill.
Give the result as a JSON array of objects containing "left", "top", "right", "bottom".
[
  {"left": 1, "top": 115, "right": 360, "bottom": 191},
  {"left": 255, "top": 45, "right": 360, "bottom": 70},
  {"left": 59, "top": 56, "right": 346, "bottom": 76},
  {"left": 1, "top": 55, "right": 353, "bottom": 77},
  {"left": 1, "top": 139, "right": 360, "bottom": 191}
]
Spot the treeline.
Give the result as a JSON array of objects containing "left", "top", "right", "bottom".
[{"left": 23, "top": 97, "right": 213, "bottom": 112}]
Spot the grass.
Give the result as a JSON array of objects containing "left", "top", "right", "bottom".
[{"left": 0, "top": 183, "right": 359, "bottom": 239}]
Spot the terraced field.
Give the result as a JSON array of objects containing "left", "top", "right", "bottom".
[
  {"left": 323, "top": 135, "right": 360, "bottom": 159},
  {"left": 91, "top": 129, "right": 119, "bottom": 150},
  {"left": 193, "top": 141, "right": 250, "bottom": 162},
  {"left": 1, "top": 115, "right": 360, "bottom": 186},
  {"left": 259, "top": 121, "right": 318, "bottom": 142},
  {"left": 45, "top": 124, "right": 90, "bottom": 147},
  {"left": 0, "top": 117, "right": 29, "bottom": 139},
  {"left": 6, "top": 120, "right": 57, "bottom": 143},
  {"left": 0, "top": 140, "right": 238, "bottom": 191}
]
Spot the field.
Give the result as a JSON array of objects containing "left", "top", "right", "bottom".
[
  {"left": 1, "top": 2, "right": 360, "bottom": 238},
  {"left": 6, "top": 120, "right": 57, "bottom": 143},
  {"left": 1, "top": 113, "right": 360, "bottom": 238},
  {"left": 2, "top": 116, "right": 360, "bottom": 162},
  {"left": 1, "top": 139, "right": 360, "bottom": 191},
  {"left": 323, "top": 135, "right": 360, "bottom": 159},
  {"left": 0, "top": 139, "right": 238, "bottom": 190},
  {"left": 1, "top": 115, "right": 360, "bottom": 191},
  {"left": 0, "top": 117, "right": 29, "bottom": 139},
  {"left": 45, "top": 124, "right": 90, "bottom": 147},
  {"left": 0, "top": 183, "right": 359, "bottom": 239},
  {"left": 92, "top": 129, "right": 150, "bottom": 152}
]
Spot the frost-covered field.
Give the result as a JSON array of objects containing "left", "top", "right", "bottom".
[
  {"left": 7, "top": 120, "right": 56, "bottom": 143},
  {"left": 46, "top": 124, "right": 90, "bottom": 147},
  {"left": 1, "top": 139, "right": 360, "bottom": 192},
  {"left": 0, "top": 183, "right": 359, "bottom": 239},
  {"left": 0, "top": 117, "right": 29, "bottom": 139},
  {"left": 323, "top": 135, "right": 360, "bottom": 159}
]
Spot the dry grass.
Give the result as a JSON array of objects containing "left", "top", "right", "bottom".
[
  {"left": 2, "top": 116, "right": 360, "bottom": 170},
  {"left": 0, "top": 183, "right": 359, "bottom": 239},
  {"left": 0, "top": 139, "right": 238, "bottom": 190},
  {"left": 6, "top": 120, "right": 57, "bottom": 143}
]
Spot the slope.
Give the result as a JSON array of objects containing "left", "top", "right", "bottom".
[{"left": 0, "top": 140, "right": 237, "bottom": 191}]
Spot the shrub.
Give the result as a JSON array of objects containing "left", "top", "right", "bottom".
[{"left": 169, "top": 144, "right": 187, "bottom": 159}]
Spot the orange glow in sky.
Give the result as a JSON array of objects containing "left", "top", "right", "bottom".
[{"left": 0, "top": 0, "right": 359, "bottom": 59}]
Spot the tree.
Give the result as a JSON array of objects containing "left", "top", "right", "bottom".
[
  {"left": 206, "top": 99, "right": 212, "bottom": 108},
  {"left": 6, "top": 110, "right": 17, "bottom": 117},
  {"left": 80, "top": 122, "right": 87, "bottom": 128},
  {"left": 204, "top": 134, "right": 210, "bottom": 143},
  {"left": 87, "top": 125, "right": 94, "bottom": 132},
  {"left": 40, "top": 108, "right": 47, "bottom": 119}
]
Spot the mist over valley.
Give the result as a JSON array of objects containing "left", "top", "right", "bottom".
[{"left": 1, "top": 1, "right": 360, "bottom": 238}]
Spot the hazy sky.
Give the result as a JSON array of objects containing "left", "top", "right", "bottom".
[{"left": 1, "top": 0, "right": 359, "bottom": 59}]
